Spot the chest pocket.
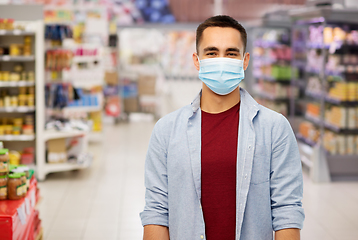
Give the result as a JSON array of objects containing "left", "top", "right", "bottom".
[{"left": 250, "top": 145, "right": 270, "bottom": 185}]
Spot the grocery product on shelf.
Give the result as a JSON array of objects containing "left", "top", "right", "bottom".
[
  {"left": 7, "top": 173, "right": 22, "bottom": 200},
  {"left": 0, "top": 148, "right": 9, "bottom": 176},
  {"left": 291, "top": 7, "right": 358, "bottom": 182},
  {"left": 0, "top": 175, "right": 7, "bottom": 200},
  {"left": 0, "top": 115, "right": 34, "bottom": 136},
  {"left": 252, "top": 27, "right": 297, "bottom": 117},
  {"left": 0, "top": 34, "right": 33, "bottom": 57}
]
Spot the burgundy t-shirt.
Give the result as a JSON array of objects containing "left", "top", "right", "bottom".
[{"left": 201, "top": 102, "right": 240, "bottom": 240}]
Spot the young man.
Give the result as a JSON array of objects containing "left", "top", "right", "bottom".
[{"left": 140, "top": 15, "right": 304, "bottom": 240}]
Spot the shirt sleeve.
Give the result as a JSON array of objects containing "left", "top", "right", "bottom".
[
  {"left": 270, "top": 114, "right": 305, "bottom": 231},
  {"left": 140, "top": 120, "right": 169, "bottom": 227}
]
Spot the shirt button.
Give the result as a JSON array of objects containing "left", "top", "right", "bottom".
[
  {"left": 200, "top": 235, "right": 204, "bottom": 239},
  {"left": 244, "top": 174, "right": 247, "bottom": 179},
  {"left": 248, "top": 145, "right": 251, "bottom": 150}
]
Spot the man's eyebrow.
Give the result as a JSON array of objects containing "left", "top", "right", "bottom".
[
  {"left": 226, "top": 47, "right": 240, "bottom": 53},
  {"left": 203, "top": 46, "right": 219, "bottom": 52}
]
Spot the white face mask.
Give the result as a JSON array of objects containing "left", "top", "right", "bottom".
[{"left": 197, "top": 56, "right": 245, "bottom": 95}]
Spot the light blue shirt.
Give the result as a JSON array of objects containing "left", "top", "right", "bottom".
[{"left": 140, "top": 88, "right": 304, "bottom": 240}]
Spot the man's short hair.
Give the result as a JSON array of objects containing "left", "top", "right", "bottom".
[{"left": 196, "top": 15, "right": 247, "bottom": 54}]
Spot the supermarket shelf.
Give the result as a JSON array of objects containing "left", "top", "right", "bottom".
[
  {"left": 306, "top": 42, "right": 330, "bottom": 49},
  {"left": 254, "top": 74, "right": 291, "bottom": 83},
  {"left": 72, "top": 80, "right": 103, "bottom": 88},
  {"left": 324, "top": 96, "right": 358, "bottom": 105},
  {"left": 0, "top": 29, "right": 35, "bottom": 36},
  {"left": 254, "top": 40, "right": 289, "bottom": 48},
  {"left": 0, "top": 81, "right": 35, "bottom": 87},
  {"left": 306, "top": 90, "right": 358, "bottom": 105},
  {"left": 292, "top": 79, "right": 306, "bottom": 90},
  {"left": 292, "top": 59, "right": 306, "bottom": 69},
  {"left": 305, "top": 113, "right": 322, "bottom": 125},
  {"left": 296, "top": 133, "right": 316, "bottom": 147},
  {"left": 43, "top": 129, "right": 88, "bottom": 141},
  {"left": 0, "top": 55, "right": 35, "bottom": 61},
  {"left": 0, "top": 106, "right": 35, "bottom": 112},
  {"left": 0, "top": 134, "right": 35, "bottom": 141},
  {"left": 62, "top": 105, "right": 102, "bottom": 113},
  {"left": 305, "top": 90, "right": 324, "bottom": 100},
  {"left": 254, "top": 90, "right": 289, "bottom": 101},
  {"left": 305, "top": 114, "right": 358, "bottom": 134},
  {"left": 72, "top": 55, "right": 101, "bottom": 62}
]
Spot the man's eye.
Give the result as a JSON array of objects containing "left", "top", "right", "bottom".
[
  {"left": 228, "top": 53, "right": 238, "bottom": 56},
  {"left": 207, "top": 52, "right": 216, "bottom": 56}
]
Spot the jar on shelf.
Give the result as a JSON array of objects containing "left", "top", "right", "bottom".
[
  {"left": 2, "top": 71, "right": 10, "bottom": 81},
  {"left": 10, "top": 96, "right": 18, "bottom": 107},
  {"left": 10, "top": 44, "right": 21, "bottom": 56},
  {"left": 19, "top": 172, "right": 27, "bottom": 196},
  {"left": 9, "top": 151, "right": 21, "bottom": 166},
  {"left": 18, "top": 95, "right": 26, "bottom": 106},
  {"left": 4, "top": 96, "right": 11, "bottom": 107},
  {"left": 27, "top": 71, "right": 35, "bottom": 82},
  {"left": 13, "top": 118, "right": 23, "bottom": 126},
  {"left": 22, "top": 125, "right": 34, "bottom": 135},
  {"left": 7, "top": 173, "right": 23, "bottom": 200},
  {"left": 17, "top": 165, "right": 30, "bottom": 190},
  {"left": 0, "top": 19, "right": 5, "bottom": 30},
  {"left": 12, "top": 126, "right": 21, "bottom": 135},
  {"left": 4, "top": 125, "right": 12, "bottom": 135},
  {"left": 10, "top": 72, "right": 20, "bottom": 81},
  {"left": 23, "top": 45, "right": 31, "bottom": 56},
  {"left": 0, "top": 175, "right": 7, "bottom": 200},
  {"left": 21, "top": 72, "right": 27, "bottom": 81},
  {"left": 27, "top": 95, "right": 34, "bottom": 106},
  {"left": 6, "top": 19, "right": 14, "bottom": 30},
  {"left": 0, "top": 148, "right": 9, "bottom": 176},
  {"left": 0, "top": 126, "right": 4, "bottom": 135}
]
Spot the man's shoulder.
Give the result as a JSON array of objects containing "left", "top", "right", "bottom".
[
  {"left": 255, "top": 104, "right": 288, "bottom": 128},
  {"left": 156, "top": 104, "right": 193, "bottom": 128}
]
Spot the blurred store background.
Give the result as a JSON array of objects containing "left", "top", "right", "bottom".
[{"left": 0, "top": 0, "right": 358, "bottom": 239}]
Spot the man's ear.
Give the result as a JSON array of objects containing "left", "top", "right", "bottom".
[
  {"left": 192, "top": 52, "right": 200, "bottom": 71},
  {"left": 243, "top": 52, "right": 250, "bottom": 71}
]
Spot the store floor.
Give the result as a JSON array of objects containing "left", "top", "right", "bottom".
[{"left": 38, "top": 122, "right": 358, "bottom": 240}]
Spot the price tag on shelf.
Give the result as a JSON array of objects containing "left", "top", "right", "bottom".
[
  {"left": 30, "top": 190, "right": 36, "bottom": 208},
  {"left": 25, "top": 197, "right": 31, "bottom": 216},
  {"left": 0, "top": 30, "right": 5, "bottom": 35},
  {"left": 13, "top": 29, "right": 21, "bottom": 35},
  {"left": 17, "top": 204, "right": 27, "bottom": 225}
]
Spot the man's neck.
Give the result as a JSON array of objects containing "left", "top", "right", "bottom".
[{"left": 200, "top": 84, "right": 241, "bottom": 114}]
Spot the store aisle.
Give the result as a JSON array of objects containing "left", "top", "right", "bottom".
[
  {"left": 38, "top": 122, "right": 154, "bottom": 240},
  {"left": 37, "top": 122, "right": 358, "bottom": 240}
]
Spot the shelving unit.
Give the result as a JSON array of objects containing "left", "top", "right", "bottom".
[
  {"left": 290, "top": 6, "right": 358, "bottom": 182},
  {"left": 251, "top": 12, "right": 296, "bottom": 118}
]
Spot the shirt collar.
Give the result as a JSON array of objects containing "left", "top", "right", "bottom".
[{"left": 190, "top": 88, "right": 260, "bottom": 115}]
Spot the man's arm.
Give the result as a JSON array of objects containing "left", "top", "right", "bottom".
[
  {"left": 140, "top": 121, "right": 170, "bottom": 236},
  {"left": 143, "top": 225, "right": 169, "bottom": 240},
  {"left": 275, "top": 228, "right": 300, "bottom": 240},
  {"left": 270, "top": 115, "right": 305, "bottom": 231}
]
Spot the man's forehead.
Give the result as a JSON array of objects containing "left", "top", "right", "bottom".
[{"left": 200, "top": 27, "right": 243, "bottom": 48}]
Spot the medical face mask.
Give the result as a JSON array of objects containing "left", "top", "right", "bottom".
[{"left": 198, "top": 56, "right": 245, "bottom": 95}]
